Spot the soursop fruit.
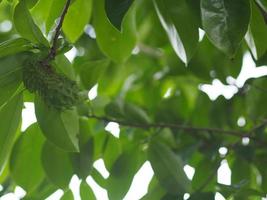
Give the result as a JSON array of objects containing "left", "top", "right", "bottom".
[{"left": 22, "top": 58, "right": 80, "bottom": 110}]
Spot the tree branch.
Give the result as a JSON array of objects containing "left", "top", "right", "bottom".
[
  {"left": 44, "top": 0, "right": 71, "bottom": 63},
  {"left": 87, "top": 114, "right": 261, "bottom": 141}
]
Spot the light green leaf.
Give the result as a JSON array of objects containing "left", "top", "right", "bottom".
[
  {"left": 201, "top": 0, "right": 250, "bottom": 56},
  {"left": 141, "top": 177, "right": 166, "bottom": 200},
  {"left": 153, "top": 0, "right": 199, "bottom": 64},
  {"left": 148, "top": 139, "right": 191, "bottom": 195},
  {"left": 0, "top": 38, "right": 33, "bottom": 58},
  {"left": 35, "top": 96, "right": 79, "bottom": 152},
  {"left": 255, "top": 0, "right": 267, "bottom": 13},
  {"left": 245, "top": 1, "right": 267, "bottom": 59},
  {"left": 80, "top": 181, "right": 97, "bottom": 200},
  {"left": 75, "top": 59, "right": 109, "bottom": 90},
  {"left": 63, "top": 0, "right": 92, "bottom": 43},
  {"left": 105, "top": 0, "right": 134, "bottom": 30},
  {"left": 13, "top": 0, "right": 48, "bottom": 45},
  {"left": 103, "top": 135, "right": 122, "bottom": 170},
  {"left": 42, "top": 141, "right": 74, "bottom": 189},
  {"left": 10, "top": 123, "right": 45, "bottom": 192},
  {"left": 61, "top": 190, "right": 74, "bottom": 200},
  {"left": 0, "top": 93, "right": 23, "bottom": 173},
  {"left": 94, "top": 0, "right": 137, "bottom": 63}
]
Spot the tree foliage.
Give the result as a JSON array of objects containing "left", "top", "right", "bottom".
[{"left": 0, "top": 0, "right": 267, "bottom": 199}]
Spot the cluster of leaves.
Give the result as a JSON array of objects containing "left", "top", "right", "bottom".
[{"left": 0, "top": 0, "right": 267, "bottom": 199}]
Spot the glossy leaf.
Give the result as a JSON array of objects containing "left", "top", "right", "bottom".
[
  {"left": 0, "top": 38, "right": 32, "bottom": 58},
  {"left": 94, "top": 0, "right": 137, "bottom": 63},
  {"left": 148, "top": 139, "right": 191, "bottom": 195},
  {"left": 35, "top": 96, "right": 79, "bottom": 152},
  {"left": 10, "top": 123, "right": 45, "bottom": 192},
  {"left": 63, "top": 0, "right": 93, "bottom": 43},
  {"left": 153, "top": 0, "right": 199, "bottom": 64},
  {"left": 0, "top": 94, "right": 23, "bottom": 173},
  {"left": 201, "top": 0, "right": 250, "bottom": 56}
]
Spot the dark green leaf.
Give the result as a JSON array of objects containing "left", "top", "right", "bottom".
[
  {"left": 105, "top": 0, "right": 134, "bottom": 30},
  {"left": 201, "top": 0, "right": 250, "bottom": 56},
  {"left": 153, "top": 0, "right": 199, "bottom": 64}
]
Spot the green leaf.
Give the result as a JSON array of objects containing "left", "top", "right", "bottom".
[
  {"left": 10, "top": 123, "right": 45, "bottom": 192},
  {"left": 0, "top": 93, "right": 23, "bottom": 173},
  {"left": 0, "top": 38, "right": 33, "bottom": 58},
  {"left": 105, "top": 0, "right": 134, "bottom": 30},
  {"left": 201, "top": 0, "right": 250, "bottom": 56},
  {"left": 71, "top": 139, "right": 94, "bottom": 180},
  {"left": 245, "top": 1, "right": 267, "bottom": 59},
  {"left": 153, "top": 0, "right": 199, "bottom": 64},
  {"left": 13, "top": 0, "right": 48, "bottom": 45},
  {"left": 124, "top": 103, "right": 151, "bottom": 124},
  {"left": 31, "top": 0, "right": 65, "bottom": 32},
  {"left": 141, "top": 177, "right": 166, "bottom": 200},
  {"left": 41, "top": 141, "right": 74, "bottom": 189},
  {"left": 0, "top": 54, "right": 24, "bottom": 108},
  {"left": 25, "top": 0, "right": 39, "bottom": 8},
  {"left": 35, "top": 96, "right": 79, "bottom": 152},
  {"left": 62, "top": 0, "right": 92, "bottom": 43},
  {"left": 93, "top": 0, "right": 137, "bottom": 63},
  {"left": 192, "top": 158, "right": 219, "bottom": 192},
  {"left": 75, "top": 59, "right": 109, "bottom": 90},
  {"left": 106, "top": 148, "right": 141, "bottom": 200},
  {"left": 61, "top": 190, "right": 74, "bottom": 200},
  {"left": 80, "top": 181, "right": 97, "bottom": 200},
  {"left": 148, "top": 139, "right": 191, "bottom": 195},
  {"left": 188, "top": 193, "right": 215, "bottom": 200},
  {"left": 103, "top": 135, "right": 122, "bottom": 170}
]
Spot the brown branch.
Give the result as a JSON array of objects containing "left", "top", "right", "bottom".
[
  {"left": 87, "top": 114, "right": 259, "bottom": 140},
  {"left": 44, "top": 0, "right": 71, "bottom": 63}
]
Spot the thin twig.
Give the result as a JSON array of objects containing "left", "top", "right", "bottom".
[
  {"left": 44, "top": 0, "right": 71, "bottom": 63},
  {"left": 87, "top": 114, "right": 257, "bottom": 140}
]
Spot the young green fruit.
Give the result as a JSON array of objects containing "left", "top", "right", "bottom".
[{"left": 22, "top": 59, "right": 80, "bottom": 110}]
